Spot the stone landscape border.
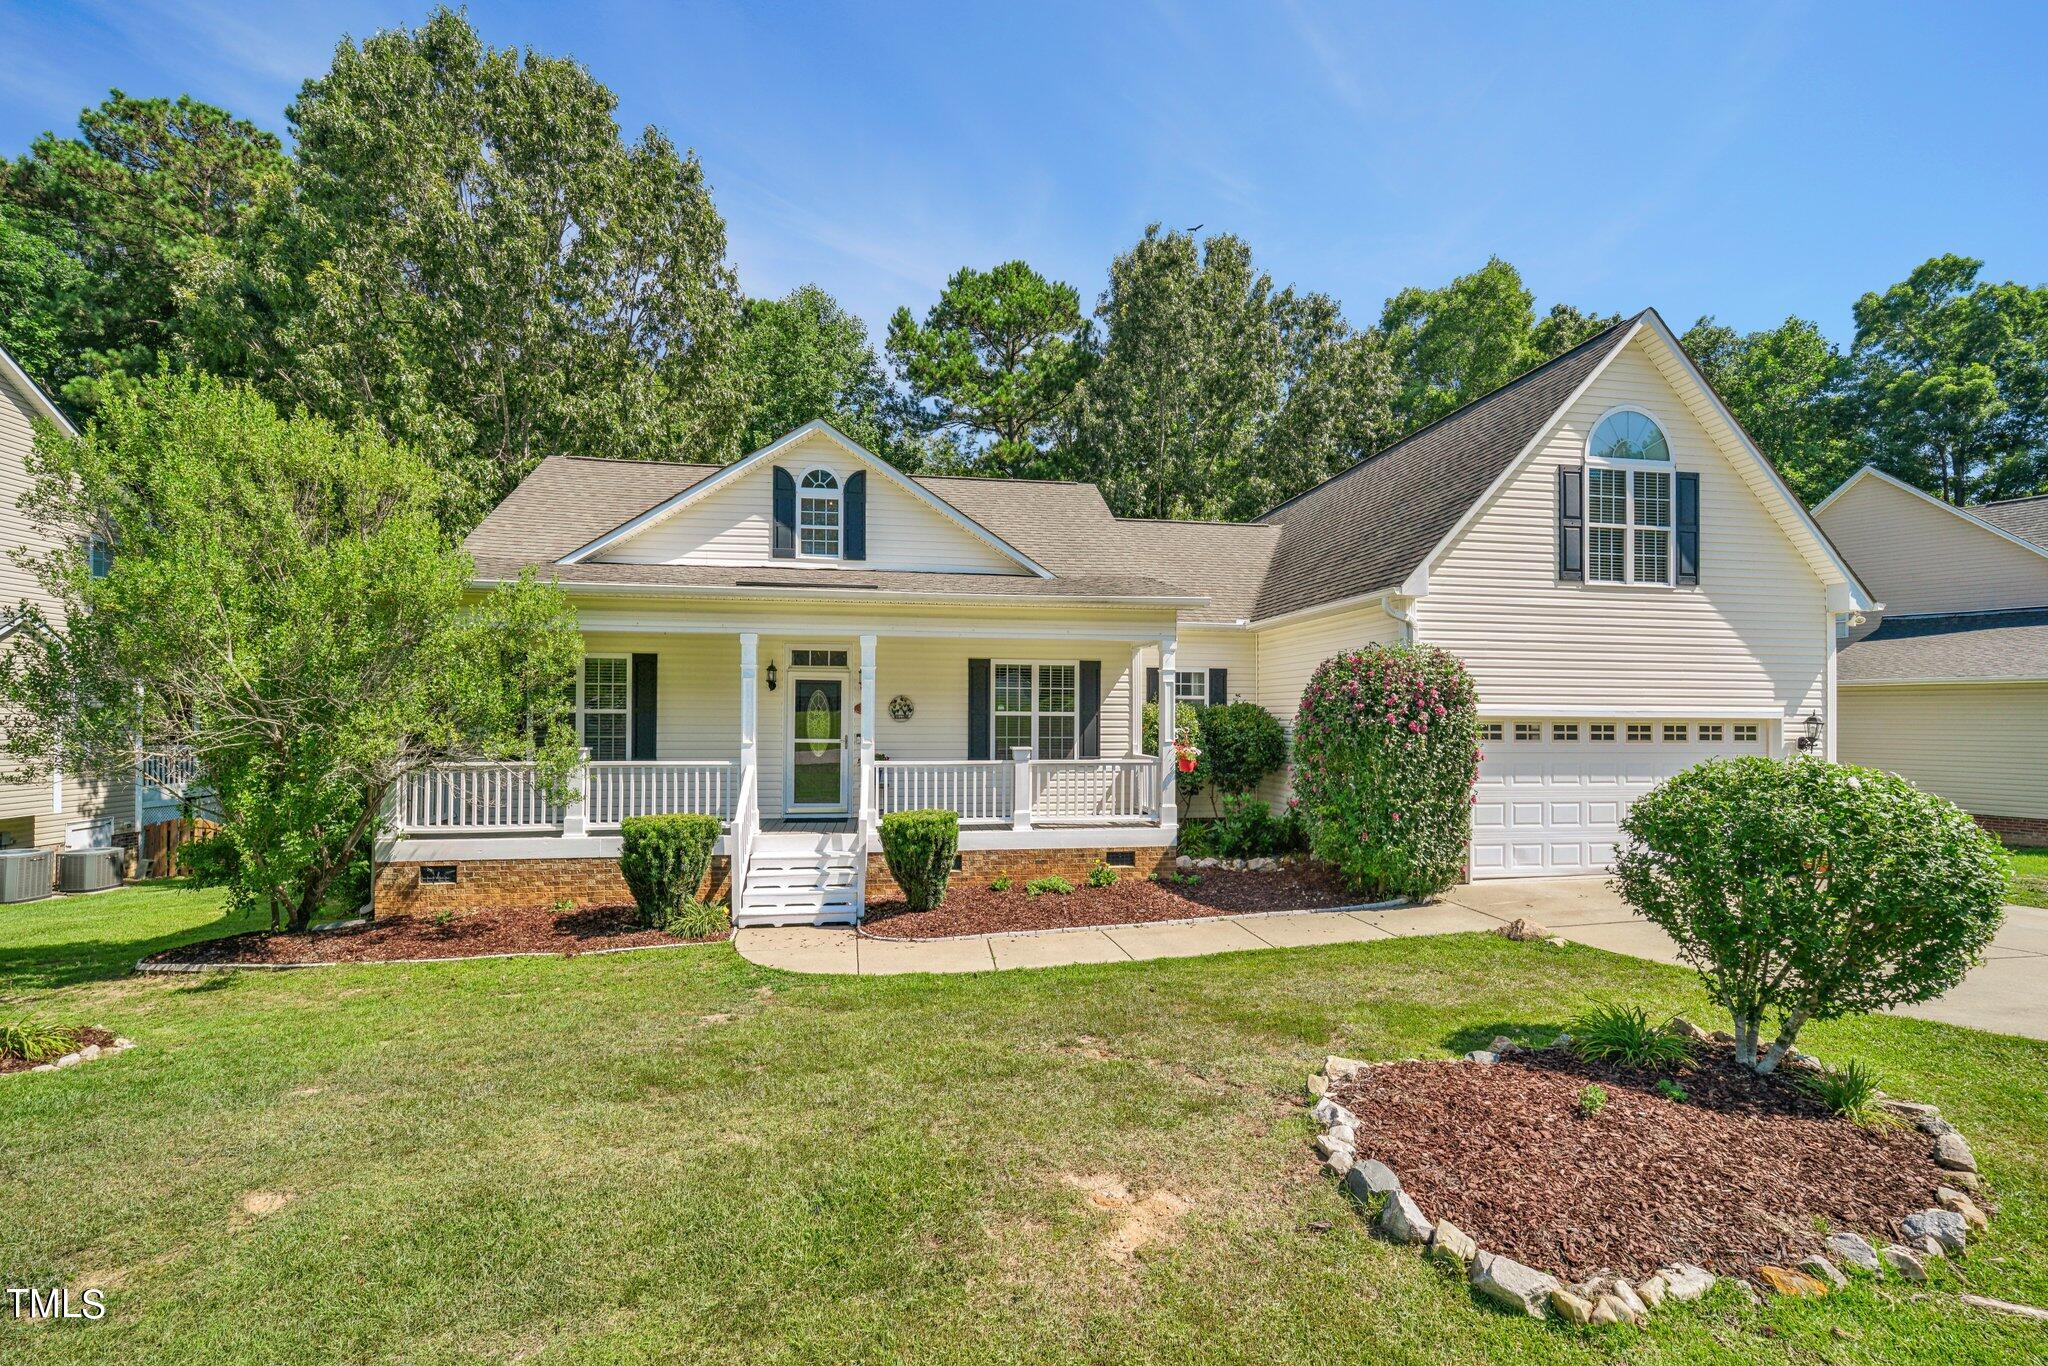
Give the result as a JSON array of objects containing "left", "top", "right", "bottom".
[
  {"left": 1306, "top": 1019, "right": 1996, "bottom": 1326},
  {"left": 6, "top": 1033, "right": 134, "bottom": 1076}
]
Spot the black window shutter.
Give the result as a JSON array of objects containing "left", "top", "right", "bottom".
[
  {"left": 630, "top": 653, "right": 657, "bottom": 759},
  {"left": 1078, "top": 661, "right": 1101, "bottom": 758},
  {"left": 1557, "top": 467, "right": 1584, "bottom": 582},
  {"left": 1676, "top": 471, "right": 1701, "bottom": 585},
  {"left": 843, "top": 470, "right": 867, "bottom": 560},
  {"left": 1207, "top": 668, "right": 1227, "bottom": 705},
  {"left": 1145, "top": 667, "right": 1159, "bottom": 704},
  {"left": 967, "top": 658, "right": 991, "bottom": 760},
  {"left": 772, "top": 466, "right": 795, "bottom": 558}
]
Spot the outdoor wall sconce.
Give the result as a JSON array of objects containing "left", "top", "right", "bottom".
[
  {"left": 765, "top": 661, "right": 778, "bottom": 692},
  {"left": 1796, "top": 712, "right": 1823, "bottom": 751}
]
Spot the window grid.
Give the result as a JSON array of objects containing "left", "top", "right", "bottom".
[
  {"left": 993, "top": 662, "right": 1080, "bottom": 760},
  {"left": 1590, "top": 723, "right": 1616, "bottom": 742},
  {"left": 1553, "top": 723, "right": 1579, "bottom": 741},
  {"left": 1734, "top": 723, "right": 1759, "bottom": 743},
  {"left": 1698, "top": 723, "right": 1724, "bottom": 741},
  {"left": 1663, "top": 723, "right": 1688, "bottom": 742},
  {"left": 1479, "top": 722, "right": 1503, "bottom": 742},
  {"left": 1582, "top": 436, "right": 1675, "bottom": 586},
  {"left": 790, "top": 649, "right": 848, "bottom": 668},
  {"left": 1514, "top": 722, "right": 1541, "bottom": 742},
  {"left": 1174, "top": 669, "right": 1209, "bottom": 702},
  {"left": 1626, "top": 723, "right": 1653, "bottom": 743},
  {"left": 580, "top": 655, "right": 630, "bottom": 762},
  {"left": 797, "top": 468, "right": 841, "bottom": 558}
]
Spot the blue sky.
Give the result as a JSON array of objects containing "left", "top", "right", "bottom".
[{"left": 3, "top": 1, "right": 2043, "bottom": 347}]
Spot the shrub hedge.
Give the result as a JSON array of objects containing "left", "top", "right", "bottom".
[
  {"left": 1290, "top": 645, "right": 1480, "bottom": 899},
  {"left": 1196, "top": 701, "right": 1288, "bottom": 802},
  {"left": 619, "top": 813, "right": 721, "bottom": 929},
  {"left": 879, "top": 808, "right": 958, "bottom": 911}
]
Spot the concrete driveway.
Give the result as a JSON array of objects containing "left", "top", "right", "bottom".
[{"left": 737, "top": 879, "right": 2047, "bottom": 1042}]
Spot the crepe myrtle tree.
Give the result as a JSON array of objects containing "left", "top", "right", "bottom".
[
  {"left": 1613, "top": 757, "right": 2008, "bottom": 1073},
  {"left": 0, "top": 371, "right": 583, "bottom": 932}
]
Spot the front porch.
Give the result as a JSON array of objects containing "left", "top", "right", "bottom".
[{"left": 375, "top": 626, "right": 1193, "bottom": 925}]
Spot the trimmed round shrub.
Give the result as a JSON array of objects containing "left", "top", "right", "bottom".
[
  {"left": 879, "top": 808, "right": 959, "bottom": 912},
  {"left": 1614, "top": 757, "right": 2008, "bottom": 1073},
  {"left": 619, "top": 813, "right": 721, "bottom": 929},
  {"left": 1195, "top": 701, "right": 1287, "bottom": 811},
  {"left": 1290, "top": 645, "right": 1479, "bottom": 898}
]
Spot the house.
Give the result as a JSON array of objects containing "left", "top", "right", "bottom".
[
  {"left": 0, "top": 341, "right": 153, "bottom": 850},
  {"left": 375, "top": 309, "right": 1872, "bottom": 923},
  {"left": 1814, "top": 466, "right": 2048, "bottom": 845}
]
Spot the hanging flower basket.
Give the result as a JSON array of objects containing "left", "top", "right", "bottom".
[{"left": 1174, "top": 740, "right": 1201, "bottom": 774}]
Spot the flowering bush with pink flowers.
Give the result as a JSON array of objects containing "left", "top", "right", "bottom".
[{"left": 1291, "top": 645, "right": 1480, "bottom": 898}]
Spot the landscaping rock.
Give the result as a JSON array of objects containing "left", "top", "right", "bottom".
[
  {"left": 1800, "top": 1256, "right": 1847, "bottom": 1290},
  {"left": 1196, "top": 858, "right": 1219, "bottom": 869},
  {"left": 1306, "top": 1074, "right": 1329, "bottom": 1097},
  {"left": 1310, "top": 1097, "right": 1355, "bottom": 1129},
  {"left": 1825, "top": 1232, "right": 1883, "bottom": 1274},
  {"left": 1548, "top": 1287, "right": 1594, "bottom": 1325},
  {"left": 1548, "top": 1032, "right": 1573, "bottom": 1050},
  {"left": 1323, "top": 1055, "right": 1369, "bottom": 1080},
  {"left": 1427, "top": 1219, "right": 1477, "bottom": 1269},
  {"left": 1342, "top": 1159, "right": 1400, "bottom": 1200},
  {"left": 1877, "top": 1098, "right": 1941, "bottom": 1120},
  {"left": 1903, "top": 1208, "right": 1968, "bottom": 1254},
  {"left": 1938, "top": 1187, "right": 1990, "bottom": 1230},
  {"left": 1665, "top": 1015, "right": 1708, "bottom": 1039},
  {"left": 1757, "top": 1265, "right": 1828, "bottom": 1297},
  {"left": 1377, "top": 1190, "right": 1433, "bottom": 1244},
  {"left": 1917, "top": 1114, "right": 1957, "bottom": 1137},
  {"left": 1659, "top": 1264, "right": 1716, "bottom": 1302},
  {"left": 1321, "top": 1151, "right": 1354, "bottom": 1179},
  {"left": 1945, "top": 1169, "right": 1984, "bottom": 1192},
  {"left": 1248, "top": 857, "right": 1275, "bottom": 871},
  {"left": 1325, "top": 1121, "right": 1357, "bottom": 1149},
  {"left": 1611, "top": 1279, "right": 1649, "bottom": 1317},
  {"left": 1544, "top": 936, "right": 1569, "bottom": 947},
  {"left": 1592, "top": 1293, "right": 1640, "bottom": 1325},
  {"left": 1933, "top": 1131, "right": 1977, "bottom": 1172},
  {"left": 1463, "top": 1050, "right": 1498, "bottom": 1065},
  {"left": 1784, "top": 1048, "right": 1822, "bottom": 1072},
  {"left": 1469, "top": 1250, "right": 1559, "bottom": 1319},
  {"left": 1495, "top": 917, "right": 1550, "bottom": 942},
  {"left": 1708, "top": 1029, "right": 1735, "bottom": 1044},
  {"left": 79, "top": 1044, "right": 101, "bottom": 1061},
  {"left": 1635, "top": 1272, "right": 1668, "bottom": 1308},
  {"left": 1175, "top": 855, "right": 1194, "bottom": 871},
  {"left": 1312, "top": 1133, "right": 1354, "bottom": 1162},
  {"left": 1883, "top": 1244, "right": 1929, "bottom": 1282}
]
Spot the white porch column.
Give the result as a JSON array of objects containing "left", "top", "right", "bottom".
[
  {"left": 859, "top": 633, "right": 878, "bottom": 839},
  {"left": 561, "top": 748, "right": 591, "bottom": 837},
  {"left": 738, "top": 632, "right": 759, "bottom": 820},
  {"left": 1157, "top": 635, "right": 1178, "bottom": 829},
  {"left": 1128, "top": 645, "right": 1145, "bottom": 756},
  {"left": 1010, "top": 746, "right": 1034, "bottom": 831}
]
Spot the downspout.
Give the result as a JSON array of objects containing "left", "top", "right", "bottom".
[{"left": 1380, "top": 595, "right": 1416, "bottom": 645}]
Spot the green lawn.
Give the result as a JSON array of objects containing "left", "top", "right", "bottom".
[
  {"left": 3, "top": 885, "right": 2044, "bottom": 1363},
  {"left": 2006, "top": 847, "right": 2048, "bottom": 909}
]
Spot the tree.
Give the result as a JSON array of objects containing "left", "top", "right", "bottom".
[
  {"left": 1851, "top": 254, "right": 2048, "bottom": 504},
  {"left": 885, "top": 260, "right": 1093, "bottom": 476},
  {"left": 733, "top": 285, "right": 912, "bottom": 463},
  {"left": 1, "top": 90, "right": 286, "bottom": 412},
  {"left": 0, "top": 204, "right": 85, "bottom": 383},
  {"left": 194, "top": 8, "right": 744, "bottom": 529},
  {"left": 1532, "top": 302, "right": 1623, "bottom": 358},
  {"left": 1072, "top": 226, "right": 1394, "bottom": 519},
  {"left": 1614, "top": 757, "right": 2007, "bottom": 1073},
  {"left": 1683, "top": 315, "right": 1856, "bottom": 504},
  {"left": 0, "top": 372, "right": 582, "bottom": 932}
]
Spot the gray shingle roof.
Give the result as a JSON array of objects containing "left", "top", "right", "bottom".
[
  {"left": 1974, "top": 494, "right": 2048, "bottom": 553},
  {"left": 469, "top": 555, "right": 1194, "bottom": 603},
  {"left": 1838, "top": 607, "right": 2048, "bottom": 684},
  {"left": 464, "top": 456, "right": 720, "bottom": 561}
]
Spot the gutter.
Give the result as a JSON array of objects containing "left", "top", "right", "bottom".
[{"left": 469, "top": 576, "right": 1209, "bottom": 610}]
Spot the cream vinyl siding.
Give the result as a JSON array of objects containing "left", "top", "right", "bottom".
[
  {"left": 1839, "top": 683, "right": 2048, "bottom": 820},
  {"left": 594, "top": 433, "right": 1024, "bottom": 574},
  {"left": 1415, "top": 337, "right": 1827, "bottom": 740},
  {"left": 1250, "top": 600, "right": 1404, "bottom": 804},
  {"left": 1815, "top": 475, "right": 2048, "bottom": 618},
  {"left": 1135, "top": 628, "right": 1259, "bottom": 707},
  {"left": 0, "top": 372, "right": 130, "bottom": 845}
]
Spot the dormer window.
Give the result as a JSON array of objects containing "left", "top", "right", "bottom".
[{"left": 797, "top": 468, "right": 841, "bottom": 558}]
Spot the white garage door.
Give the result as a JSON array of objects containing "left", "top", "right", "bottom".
[{"left": 1470, "top": 719, "right": 1768, "bottom": 879}]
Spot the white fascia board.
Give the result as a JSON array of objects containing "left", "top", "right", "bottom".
[
  {"left": 473, "top": 576, "right": 1205, "bottom": 609},
  {"left": 0, "top": 343, "right": 78, "bottom": 437},
  {"left": 556, "top": 419, "right": 1053, "bottom": 577}
]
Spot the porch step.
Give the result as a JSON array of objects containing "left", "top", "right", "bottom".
[{"left": 736, "top": 844, "right": 864, "bottom": 927}]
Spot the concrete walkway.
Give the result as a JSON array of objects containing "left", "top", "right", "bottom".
[{"left": 733, "top": 880, "right": 2047, "bottom": 1041}]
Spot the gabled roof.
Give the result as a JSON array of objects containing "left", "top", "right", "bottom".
[
  {"left": 464, "top": 456, "right": 721, "bottom": 562},
  {"left": 1838, "top": 607, "right": 2048, "bottom": 685},
  {"left": 0, "top": 342, "right": 78, "bottom": 438},
  {"left": 1974, "top": 493, "right": 2048, "bottom": 554},
  {"left": 1814, "top": 466, "right": 2048, "bottom": 569},
  {"left": 556, "top": 420, "right": 1052, "bottom": 576},
  {"left": 1252, "top": 316, "right": 1640, "bottom": 618}
]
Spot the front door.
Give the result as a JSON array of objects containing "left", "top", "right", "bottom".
[{"left": 786, "top": 673, "right": 849, "bottom": 813}]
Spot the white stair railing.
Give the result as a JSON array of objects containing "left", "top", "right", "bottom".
[{"left": 872, "top": 760, "right": 1013, "bottom": 825}]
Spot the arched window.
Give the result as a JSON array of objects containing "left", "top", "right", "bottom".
[
  {"left": 797, "top": 468, "right": 841, "bottom": 558},
  {"left": 1584, "top": 409, "right": 1675, "bottom": 585}
]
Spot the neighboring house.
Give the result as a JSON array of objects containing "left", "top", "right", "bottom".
[
  {"left": 377, "top": 309, "right": 1870, "bottom": 923},
  {"left": 0, "top": 341, "right": 149, "bottom": 849},
  {"left": 1814, "top": 466, "right": 2048, "bottom": 844}
]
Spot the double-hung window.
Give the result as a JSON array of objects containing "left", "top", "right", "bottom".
[
  {"left": 797, "top": 468, "right": 841, "bottom": 558},
  {"left": 1585, "top": 409, "right": 1675, "bottom": 586},
  {"left": 1173, "top": 669, "right": 1209, "bottom": 703},
  {"left": 992, "top": 662, "right": 1078, "bottom": 759},
  {"left": 579, "top": 655, "right": 630, "bottom": 761}
]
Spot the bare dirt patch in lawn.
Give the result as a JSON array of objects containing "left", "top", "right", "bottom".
[
  {"left": 863, "top": 864, "right": 1367, "bottom": 938},
  {"left": 1330, "top": 1045, "right": 1949, "bottom": 1282},
  {"left": 1061, "top": 1173, "right": 1194, "bottom": 1263},
  {"left": 142, "top": 904, "right": 724, "bottom": 968}
]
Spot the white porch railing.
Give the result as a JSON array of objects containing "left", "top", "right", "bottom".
[
  {"left": 873, "top": 760, "right": 1014, "bottom": 825},
  {"left": 398, "top": 762, "right": 566, "bottom": 833},
  {"left": 1030, "top": 758, "right": 1159, "bottom": 824},
  {"left": 586, "top": 760, "right": 734, "bottom": 827},
  {"left": 139, "top": 749, "right": 199, "bottom": 793}
]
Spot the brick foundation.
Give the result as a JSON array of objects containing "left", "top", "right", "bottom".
[
  {"left": 864, "top": 845, "right": 1174, "bottom": 901},
  {"left": 1976, "top": 813, "right": 2048, "bottom": 847},
  {"left": 373, "top": 856, "right": 731, "bottom": 915}
]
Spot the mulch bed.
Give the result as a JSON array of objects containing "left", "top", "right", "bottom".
[
  {"left": 142, "top": 904, "right": 723, "bottom": 968},
  {"left": 862, "top": 863, "right": 1371, "bottom": 938},
  {"left": 1, "top": 1026, "right": 116, "bottom": 1075},
  {"left": 1330, "top": 1045, "right": 1948, "bottom": 1282}
]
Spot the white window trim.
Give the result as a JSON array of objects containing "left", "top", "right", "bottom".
[
  {"left": 796, "top": 465, "right": 843, "bottom": 561},
  {"left": 992, "top": 659, "right": 1081, "bottom": 760},
  {"left": 1173, "top": 668, "right": 1211, "bottom": 703},
  {"left": 577, "top": 653, "right": 632, "bottom": 761},
  {"left": 1584, "top": 455, "right": 1677, "bottom": 589}
]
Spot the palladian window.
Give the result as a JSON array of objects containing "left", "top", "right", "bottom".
[
  {"left": 1585, "top": 409, "right": 1674, "bottom": 585},
  {"left": 797, "top": 468, "right": 841, "bottom": 558}
]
